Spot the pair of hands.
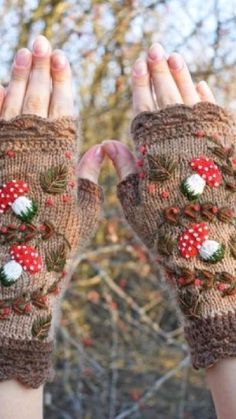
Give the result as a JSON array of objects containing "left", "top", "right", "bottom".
[{"left": 0, "top": 35, "right": 217, "bottom": 186}]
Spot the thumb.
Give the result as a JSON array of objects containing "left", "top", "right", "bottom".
[
  {"left": 77, "top": 144, "right": 105, "bottom": 184},
  {"left": 102, "top": 140, "right": 137, "bottom": 181}
]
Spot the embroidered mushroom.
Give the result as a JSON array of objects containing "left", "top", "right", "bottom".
[
  {"left": 178, "top": 223, "right": 225, "bottom": 263},
  {"left": 0, "top": 180, "right": 37, "bottom": 221},
  {"left": 0, "top": 244, "right": 42, "bottom": 287},
  {"left": 180, "top": 156, "right": 222, "bottom": 200}
]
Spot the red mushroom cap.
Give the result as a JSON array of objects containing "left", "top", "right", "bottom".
[
  {"left": 189, "top": 156, "right": 222, "bottom": 187},
  {"left": 178, "top": 223, "right": 209, "bottom": 259},
  {"left": 0, "top": 180, "right": 29, "bottom": 213},
  {"left": 10, "top": 244, "right": 42, "bottom": 274}
]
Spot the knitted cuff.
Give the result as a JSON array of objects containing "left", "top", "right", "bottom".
[
  {"left": 0, "top": 115, "right": 103, "bottom": 387},
  {"left": 117, "top": 102, "right": 236, "bottom": 369}
]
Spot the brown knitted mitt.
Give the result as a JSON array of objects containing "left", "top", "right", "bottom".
[
  {"left": 117, "top": 102, "right": 236, "bottom": 369},
  {"left": 0, "top": 115, "right": 103, "bottom": 388}
]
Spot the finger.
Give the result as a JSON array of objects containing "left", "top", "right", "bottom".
[
  {"left": 22, "top": 35, "right": 51, "bottom": 117},
  {"left": 196, "top": 80, "right": 216, "bottom": 104},
  {"left": 168, "top": 53, "right": 200, "bottom": 105},
  {"left": 77, "top": 144, "right": 105, "bottom": 184},
  {"left": 103, "top": 140, "right": 137, "bottom": 181},
  {"left": 49, "top": 49, "right": 74, "bottom": 118},
  {"left": 1, "top": 49, "right": 32, "bottom": 119},
  {"left": 0, "top": 86, "right": 5, "bottom": 114},
  {"left": 147, "top": 43, "right": 183, "bottom": 109},
  {"left": 132, "top": 59, "right": 155, "bottom": 116}
]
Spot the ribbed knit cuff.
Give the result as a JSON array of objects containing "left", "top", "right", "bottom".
[
  {"left": 0, "top": 338, "right": 54, "bottom": 388},
  {"left": 185, "top": 310, "right": 236, "bottom": 369}
]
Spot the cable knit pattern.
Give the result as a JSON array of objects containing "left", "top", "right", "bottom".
[
  {"left": 117, "top": 102, "right": 236, "bottom": 369},
  {"left": 0, "top": 114, "right": 103, "bottom": 387}
]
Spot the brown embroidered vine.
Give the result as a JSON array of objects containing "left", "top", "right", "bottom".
[
  {"left": 175, "top": 266, "right": 236, "bottom": 296},
  {"left": 162, "top": 203, "right": 235, "bottom": 226},
  {"left": 40, "top": 164, "right": 68, "bottom": 194},
  {"left": 32, "top": 314, "right": 52, "bottom": 340},
  {"left": 147, "top": 154, "right": 177, "bottom": 181}
]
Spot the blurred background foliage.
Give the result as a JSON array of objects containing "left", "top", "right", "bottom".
[{"left": 0, "top": 0, "right": 236, "bottom": 418}]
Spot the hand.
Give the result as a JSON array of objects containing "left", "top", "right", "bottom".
[{"left": 103, "top": 42, "right": 216, "bottom": 176}]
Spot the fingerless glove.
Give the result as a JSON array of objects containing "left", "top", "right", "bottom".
[
  {"left": 117, "top": 102, "right": 236, "bottom": 369},
  {"left": 0, "top": 115, "right": 103, "bottom": 387}
]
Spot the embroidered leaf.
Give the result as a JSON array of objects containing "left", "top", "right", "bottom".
[
  {"left": 45, "top": 244, "right": 67, "bottom": 272},
  {"left": 177, "top": 288, "right": 202, "bottom": 319},
  {"left": 32, "top": 314, "right": 52, "bottom": 340},
  {"left": 147, "top": 154, "right": 177, "bottom": 182},
  {"left": 229, "top": 236, "right": 236, "bottom": 259},
  {"left": 156, "top": 233, "right": 176, "bottom": 256},
  {"left": 40, "top": 164, "right": 68, "bottom": 194}
]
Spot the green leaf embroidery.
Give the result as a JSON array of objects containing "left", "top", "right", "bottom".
[
  {"left": 45, "top": 244, "right": 67, "bottom": 272},
  {"left": 147, "top": 154, "right": 177, "bottom": 182},
  {"left": 32, "top": 314, "right": 52, "bottom": 340},
  {"left": 40, "top": 164, "right": 68, "bottom": 194}
]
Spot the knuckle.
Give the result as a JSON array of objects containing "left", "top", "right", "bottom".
[
  {"left": 1, "top": 105, "right": 19, "bottom": 119},
  {"left": 134, "top": 104, "right": 152, "bottom": 114},
  {"left": 24, "top": 94, "right": 44, "bottom": 113}
]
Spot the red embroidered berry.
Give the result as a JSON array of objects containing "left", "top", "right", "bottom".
[
  {"left": 24, "top": 302, "right": 33, "bottom": 313},
  {"left": 3, "top": 307, "right": 12, "bottom": 316},
  {"left": 147, "top": 183, "right": 156, "bottom": 194},
  {"left": 194, "top": 129, "right": 205, "bottom": 138},
  {"left": 136, "top": 159, "right": 144, "bottom": 167},
  {"left": 0, "top": 226, "right": 8, "bottom": 233},
  {"left": 217, "top": 283, "right": 226, "bottom": 292},
  {"left": 139, "top": 145, "right": 147, "bottom": 155},
  {"left": 19, "top": 224, "right": 27, "bottom": 231},
  {"left": 0, "top": 180, "right": 29, "bottom": 213},
  {"left": 6, "top": 149, "right": 16, "bottom": 157},
  {"left": 62, "top": 194, "right": 70, "bottom": 203},
  {"left": 211, "top": 206, "right": 218, "bottom": 214},
  {"left": 194, "top": 278, "right": 202, "bottom": 288},
  {"left": 178, "top": 223, "right": 209, "bottom": 259},
  {"left": 232, "top": 159, "right": 236, "bottom": 165},
  {"left": 64, "top": 151, "right": 72, "bottom": 159},
  {"left": 10, "top": 244, "right": 43, "bottom": 274},
  {"left": 177, "top": 277, "right": 187, "bottom": 286},
  {"left": 45, "top": 197, "right": 54, "bottom": 207},
  {"left": 190, "top": 156, "right": 222, "bottom": 187},
  {"left": 139, "top": 172, "right": 145, "bottom": 179},
  {"left": 193, "top": 204, "right": 201, "bottom": 211},
  {"left": 39, "top": 224, "right": 46, "bottom": 231},
  {"left": 160, "top": 190, "right": 169, "bottom": 199},
  {"left": 52, "top": 286, "right": 60, "bottom": 296}
]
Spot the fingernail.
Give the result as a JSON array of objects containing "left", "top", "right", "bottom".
[
  {"left": 132, "top": 60, "right": 148, "bottom": 77},
  {"left": 168, "top": 54, "right": 184, "bottom": 71},
  {"left": 94, "top": 145, "right": 104, "bottom": 163},
  {"left": 148, "top": 43, "right": 164, "bottom": 62},
  {"left": 51, "top": 53, "right": 67, "bottom": 70},
  {"left": 33, "top": 36, "right": 49, "bottom": 56},
  {"left": 14, "top": 49, "right": 31, "bottom": 67}
]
